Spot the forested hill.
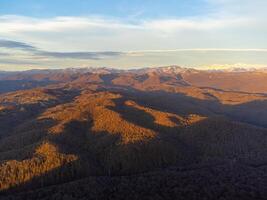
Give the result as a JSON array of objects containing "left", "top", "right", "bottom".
[{"left": 1, "top": 66, "right": 267, "bottom": 199}]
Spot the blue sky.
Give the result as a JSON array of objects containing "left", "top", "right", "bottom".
[
  {"left": 0, "top": 0, "right": 210, "bottom": 18},
  {"left": 0, "top": 0, "right": 267, "bottom": 70}
]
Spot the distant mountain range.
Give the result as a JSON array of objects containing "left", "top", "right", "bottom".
[{"left": 1, "top": 66, "right": 267, "bottom": 93}]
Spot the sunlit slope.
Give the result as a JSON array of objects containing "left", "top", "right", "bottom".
[{"left": 1, "top": 85, "right": 267, "bottom": 193}]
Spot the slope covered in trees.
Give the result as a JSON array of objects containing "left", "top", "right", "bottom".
[{"left": 1, "top": 66, "right": 267, "bottom": 199}]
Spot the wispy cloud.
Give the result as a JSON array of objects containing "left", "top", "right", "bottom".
[
  {"left": 0, "top": 15, "right": 139, "bottom": 33},
  {"left": 0, "top": 58, "right": 37, "bottom": 65},
  {"left": 0, "top": 52, "right": 10, "bottom": 56},
  {"left": 128, "top": 49, "right": 267, "bottom": 53},
  {"left": 0, "top": 14, "right": 252, "bottom": 36},
  {"left": 0, "top": 12, "right": 260, "bottom": 51},
  {"left": 38, "top": 51, "right": 123, "bottom": 60},
  {"left": 0, "top": 0, "right": 266, "bottom": 69},
  {"left": 0, "top": 39, "right": 123, "bottom": 60},
  {"left": 1, "top": 38, "right": 267, "bottom": 71},
  {"left": 0, "top": 39, "right": 36, "bottom": 50}
]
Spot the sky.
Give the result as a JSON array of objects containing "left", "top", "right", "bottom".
[{"left": 0, "top": 0, "right": 267, "bottom": 71}]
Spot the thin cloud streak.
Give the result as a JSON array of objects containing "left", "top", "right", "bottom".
[
  {"left": 1, "top": 39, "right": 267, "bottom": 70},
  {"left": 2, "top": 39, "right": 267, "bottom": 58},
  {"left": 38, "top": 51, "right": 123, "bottom": 60},
  {"left": 127, "top": 49, "right": 267, "bottom": 53},
  {"left": 0, "top": 39, "right": 123, "bottom": 60},
  {"left": 0, "top": 39, "right": 36, "bottom": 50},
  {"left": 0, "top": 58, "right": 37, "bottom": 65}
]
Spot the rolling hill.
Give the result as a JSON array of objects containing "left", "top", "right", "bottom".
[{"left": 1, "top": 66, "right": 267, "bottom": 199}]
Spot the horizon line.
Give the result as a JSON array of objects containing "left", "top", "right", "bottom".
[{"left": 1, "top": 64, "right": 267, "bottom": 72}]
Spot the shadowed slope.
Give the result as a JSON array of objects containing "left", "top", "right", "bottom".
[{"left": 1, "top": 68, "right": 267, "bottom": 199}]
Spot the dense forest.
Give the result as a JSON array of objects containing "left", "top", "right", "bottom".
[{"left": 1, "top": 67, "right": 267, "bottom": 199}]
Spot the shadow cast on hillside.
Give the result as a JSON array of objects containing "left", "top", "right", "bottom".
[
  {"left": 100, "top": 86, "right": 267, "bottom": 128},
  {"left": 0, "top": 80, "right": 57, "bottom": 94},
  {"left": 0, "top": 100, "right": 202, "bottom": 195},
  {"left": 2, "top": 86, "right": 267, "bottom": 196},
  {"left": 0, "top": 88, "right": 81, "bottom": 138}
]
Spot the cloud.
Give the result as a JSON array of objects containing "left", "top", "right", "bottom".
[
  {"left": 0, "top": 39, "right": 36, "bottom": 51},
  {"left": 0, "top": 52, "right": 9, "bottom": 56},
  {"left": 128, "top": 49, "right": 267, "bottom": 54},
  {"left": 0, "top": 58, "right": 37, "bottom": 65},
  {"left": 0, "top": 15, "right": 139, "bottom": 33},
  {"left": 141, "top": 17, "right": 249, "bottom": 33},
  {"left": 0, "top": 39, "right": 123, "bottom": 60},
  {"left": 0, "top": 14, "right": 251, "bottom": 36},
  {"left": 1, "top": 39, "right": 267, "bottom": 70},
  {"left": 37, "top": 51, "right": 123, "bottom": 60},
  {"left": 0, "top": 0, "right": 266, "bottom": 69},
  {"left": 0, "top": 14, "right": 259, "bottom": 54}
]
